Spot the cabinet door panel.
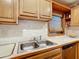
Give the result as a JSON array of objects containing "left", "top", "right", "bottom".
[
  {"left": 52, "top": 54, "right": 62, "bottom": 59},
  {"left": 0, "top": 0, "right": 18, "bottom": 24},
  {"left": 0, "top": 0, "right": 13, "bottom": 19},
  {"left": 19, "top": 0, "right": 52, "bottom": 21},
  {"left": 39, "top": 0, "right": 52, "bottom": 19},
  {"left": 71, "top": 6, "right": 79, "bottom": 26},
  {"left": 26, "top": 48, "right": 62, "bottom": 59},
  {"left": 77, "top": 43, "right": 79, "bottom": 59},
  {"left": 20, "top": 0, "right": 38, "bottom": 17}
]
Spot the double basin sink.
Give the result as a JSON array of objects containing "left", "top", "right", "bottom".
[{"left": 18, "top": 40, "right": 57, "bottom": 53}]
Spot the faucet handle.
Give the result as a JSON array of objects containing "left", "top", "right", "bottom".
[
  {"left": 39, "top": 35, "right": 42, "bottom": 40},
  {"left": 33, "top": 37, "right": 36, "bottom": 41}
]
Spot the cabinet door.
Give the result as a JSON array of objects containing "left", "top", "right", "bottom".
[
  {"left": 39, "top": 0, "right": 52, "bottom": 21},
  {"left": 26, "top": 48, "right": 62, "bottom": 59},
  {"left": 20, "top": 0, "right": 38, "bottom": 18},
  {"left": 52, "top": 54, "right": 62, "bottom": 59},
  {"left": 77, "top": 43, "right": 79, "bottom": 59},
  {"left": 71, "top": 6, "right": 79, "bottom": 26},
  {"left": 0, "top": 0, "right": 18, "bottom": 24},
  {"left": 63, "top": 46, "right": 76, "bottom": 59},
  {"left": 44, "top": 54, "right": 62, "bottom": 59}
]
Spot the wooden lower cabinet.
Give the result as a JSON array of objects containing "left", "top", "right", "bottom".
[
  {"left": 62, "top": 43, "right": 78, "bottom": 59},
  {"left": 63, "top": 46, "right": 75, "bottom": 59},
  {"left": 26, "top": 54, "right": 62, "bottom": 59},
  {"left": 77, "top": 43, "right": 79, "bottom": 59},
  {"left": 52, "top": 54, "right": 62, "bottom": 59},
  {"left": 73, "top": 42, "right": 79, "bottom": 59},
  {"left": 26, "top": 48, "right": 62, "bottom": 59}
]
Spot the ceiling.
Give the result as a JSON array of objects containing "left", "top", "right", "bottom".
[{"left": 53, "top": 0, "right": 79, "bottom": 7}]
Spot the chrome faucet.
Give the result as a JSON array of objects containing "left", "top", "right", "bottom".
[
  {"left": 32, "top": 37, "right": 39, "bottom": 48},
  {"left": 32, "top": 35, "right": 42, "bottom": 48},
  {"left": 39, "top": 35, "right": 42, "bottom": 40}
]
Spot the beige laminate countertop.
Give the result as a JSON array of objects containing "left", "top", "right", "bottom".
[
  {"left": 1, "top": 36, "right": 79, "bottom": 59},
  {"left": 48, "top": 36, "right": 79, "bottom": 46}
]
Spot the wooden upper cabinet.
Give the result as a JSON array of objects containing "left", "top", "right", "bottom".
[
  {"left": 19, "top": 0, "right": 38, "bottom": 20},
  {"left": 19, "top": 0, "right": 52, "bottom": 21},
  {"left": 0, "top": 0, "right": 18, "bottom": 24},
  {"left": 39, "top": 0, "right": 52, "bottom": 21},
  {"left": 71, "top": 6, "right": 79, "bottom": 26}
]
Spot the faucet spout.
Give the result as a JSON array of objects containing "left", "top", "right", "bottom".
[{"left": 33, "top": 42, "right": 39, "bottom": 48}]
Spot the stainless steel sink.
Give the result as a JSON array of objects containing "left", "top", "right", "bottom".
[{"left": 18, "top": 40, "right": 57, "bottom": 53}]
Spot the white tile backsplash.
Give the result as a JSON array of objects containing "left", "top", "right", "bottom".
[
  {"left": 1, "top": 20, "right": 79, "bottom": 44},
  {"left": 0, "top": 20, "right": 48, "bottom": 44}
]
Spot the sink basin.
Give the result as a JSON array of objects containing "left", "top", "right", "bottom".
[
  {"left": 18, "top": 40, "right": 57, "bottom": 53},
  {"left": 0, "top": 43, "right": 15, "bottom": 58},
  {"left": 39, "top": 40, "right": 56, "bottom": 47}
]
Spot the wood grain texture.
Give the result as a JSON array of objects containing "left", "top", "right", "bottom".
[
  {"left": 71, "top": 6, "right": 79, "bottom": 26},
  {"left": 52, "top": 1, "right": 71, "bottom": 13},
  {"left": 77, "top": 43, "right": 79, "bottom": 59},
  {"left": 26, "top": 48, "right": 62, "bottom": 59},
  {"left": 39, "top": 0, "right": 52, "bottom": 20},
  {"left": 63, "top": 43, "right": 77, "bottom": 59},
  {"left": 0, "top": 0, "right": 18, "bottom": 24},
  {"left": 19, "top": 0, "right": 52, "bottom": 21},
  {"left": 19, "top": 0, "right": 38, "bottom": 19}
]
